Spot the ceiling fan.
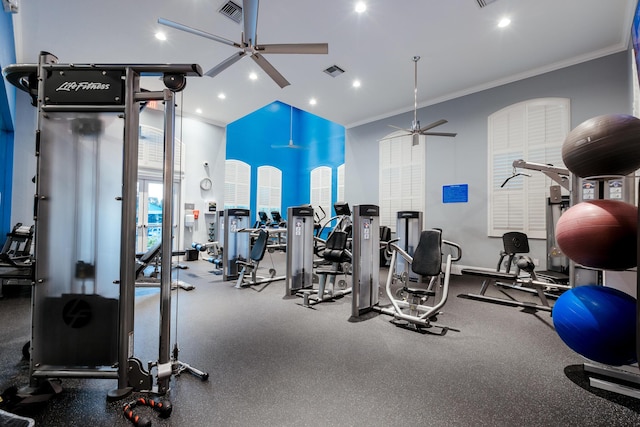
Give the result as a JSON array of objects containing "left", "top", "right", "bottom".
[
  {"left": 158, "top": 0, "right": 329, "bottom": 88},
  {"left": 271, "top": 104, "right": 305, "bottom": 149},
  {"left": 384, "top": 56, "right": 457, "bottom": 145}
]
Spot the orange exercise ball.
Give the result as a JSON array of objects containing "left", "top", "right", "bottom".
[
  {"left": 555, "top": 199, "right": 637, "bottom": 270},
  {"left": 562, "top": 114, "right": 640, "bottom": 178}
]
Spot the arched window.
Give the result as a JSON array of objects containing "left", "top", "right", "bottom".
[
  {"left": 488, "top": 98, "right": 570, "bottom": 238},
  {"left": 310, "top": 166, "right": 332, "bottom": 217},
  {"left": 224, "top": 159, "right": 251, "bottom": 209},
  {"left": 378, "top": 133, "right": 425, "bottom": 232},
  {"left": 256, "top": 165, "right": 282, "bottom": 220}
]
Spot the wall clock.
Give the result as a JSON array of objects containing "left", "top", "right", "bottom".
[{"left": 200, "top": 177, "right": 212, "bottom": 191}]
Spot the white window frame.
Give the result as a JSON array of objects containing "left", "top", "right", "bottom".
[
  {"left": 378, "top": 133, "right": 425, "bottom": 233},
  {"left": 488, "top": 98, "right": 570, "bottom": 238},
  {"left": 310, "top": 166, "right": 332, "bottom": 218},
  {"left": 224, "top": 159, "right": 251, "bottom": 209},
  {"left": 337, "top": 164, "right": 345, "bottom": 203},
  {"left": 256, "top": 165, "right": 282, "bottom": 219}
]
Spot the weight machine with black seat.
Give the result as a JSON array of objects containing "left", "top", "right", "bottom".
[
  {"left": 235, "top": 229, "right": 284, "bottom": 289},
  {"left": 375, "top": 229, "right": 462, "bottom": 334},
  {"left": 299, "top": 230, "right": 352, "bottom": 307},
  {"left": 459, "top": 158, "right": 573, "bottom": 312}
]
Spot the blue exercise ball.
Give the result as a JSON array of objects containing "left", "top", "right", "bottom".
[{"left": 552, "top": 285, "right": 637, "bottom": 366}]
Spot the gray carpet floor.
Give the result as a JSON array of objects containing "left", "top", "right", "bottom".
[{"left": 1, "top": 253, "right": 640, "bottom": 426}]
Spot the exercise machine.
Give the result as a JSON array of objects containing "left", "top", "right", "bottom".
[
  {"left": 351, "top": 205, "right": 380, "bottom": 317},
  {"left": 235, "top": 228, "right": 284, "bottom": 289},
  {"left": 460, "top": 233, "right": 570, "bottom": 312},
  {"left": 375, "top": 229, "right": 462, "bottom": 334},
  {"left": 0, "top": 223, "right": 34, "bottom": 296},
  {"left": 285, "top": 206, "right": 314, "bottom": 296},
  {"left": 222, "top": 208, "right": 250, "bottom": 281},
  {"left": 3, "top": 52, "right": 205, "bottom": 401},
  {"left": 299, "top": 229, "right": 352, "bottom": 307}
]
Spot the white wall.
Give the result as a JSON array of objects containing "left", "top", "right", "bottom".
[{"left": 346, "top": 51, "right": 633, "bottom": 270}]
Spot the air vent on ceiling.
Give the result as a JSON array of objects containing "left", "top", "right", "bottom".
[
  {"left": 219, "top": 1, "right": 242, "bottom": 23},
  {"left": 476, "top": 0, "right": 498, "bottom": 8},
  {"left": 323, "top": 65, "right": 345, "bottom": 78}
]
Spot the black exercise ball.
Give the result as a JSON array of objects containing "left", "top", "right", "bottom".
[{"left": 561, "top": 114, "right": 640, "bottom": 178}]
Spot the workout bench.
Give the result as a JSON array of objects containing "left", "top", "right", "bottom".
[
  {"left": 460, "top": 268, "right": 556, "bottom": 312},
  {"left": 460, "top": 232, "right": 569, "bottom": 312}
]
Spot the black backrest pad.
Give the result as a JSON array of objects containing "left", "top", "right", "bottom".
[
  {"left": 323, "top": 230, "right": 349, "bottom": 262},
  {"left": 411, "top": 229, "right": 442, "bottom": 277},
  {"left": 502, "top": 231, "right": 530, "bottom": 254},
  {"left": 250, "top": 230, "right": 269, "bottom": 261}
]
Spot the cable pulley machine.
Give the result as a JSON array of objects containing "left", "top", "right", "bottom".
[{"left": 3, "top": 52, "right": 205, "bottom": 403}]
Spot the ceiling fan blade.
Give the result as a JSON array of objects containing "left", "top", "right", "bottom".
[
  {"left": 420, "top": 119, "right": 448, "bottom": 132},
  {"left": 243, "top": 0, "right": 259, "bottom": 46},
  {"left": 388, "top": 124, "right": 412, "bottom": 132},
  {"left": 271, "top": 143, "right": 306, "bottom": 149},
  {"left": 421, "top": 132, "right": 458, "bottom": 137},
  {"left": 251, "top": 53, "right": 290, "bottom": 88},
  {"left": 258, "top": 43, "right": 329, "bottom": 54},
  {"left": 158, "top": 18, "right": 239, "bottom": 48},
  {"left": 379, "top": 132, "right": 411, "bottom": 141},
  {"left": 412, "top": 133, "right": 420, "bottom": 146},
  {"left": 204, "top": 52, "right": 247, "bottom": 77}
]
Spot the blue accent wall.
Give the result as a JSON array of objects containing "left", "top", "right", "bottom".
[
  {"left": 226, "top": 101, "right": 345, "bottom": 220},
  {"left": 0, "top": 11, "right": 17, "bottom": 239}
]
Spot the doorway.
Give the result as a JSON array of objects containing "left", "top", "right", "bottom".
[{"left": 136, "top": 179, "right": 164, "bottom": 252}]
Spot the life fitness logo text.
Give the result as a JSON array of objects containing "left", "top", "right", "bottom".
[{"left": 55, "top": 81, "right": 111, "bottom": 92}]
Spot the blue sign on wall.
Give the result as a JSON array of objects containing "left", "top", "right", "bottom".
[{"left": 442, "top": 184, "right": 468, "bottom": 203}]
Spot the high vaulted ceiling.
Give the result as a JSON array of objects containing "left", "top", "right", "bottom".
[{"left": 8, "top": 0, "right": 636, "bottom": 128}]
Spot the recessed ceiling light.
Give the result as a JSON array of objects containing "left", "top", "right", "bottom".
[
  {"left": 309, "top": 98, "right": 317, "bottom": 106},
  {"left": 196, "top": 108, "right": 203, "bottom": 114},
  {"left": 352, "top": 79, "right": 361, "bottom": 88},
  {"left": 155, "top": 31, "right": 167, "bottom": 41},
  {"left": 249, "top": 72, "right": 258, "bottom": 80},
  {"left": 355, "top": 1, "right": 366, "bottom": 13},
  {"left": 498, "top": 17, "right": 511, "bottom": 28},
  {"left": 218, "top": 93, "right": 226, "bottom": 100}
]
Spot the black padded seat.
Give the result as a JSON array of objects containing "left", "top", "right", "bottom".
[
  {"left": 237, "top": 229, "right": 268, "bottom": 268},
  {"left": 316, "top": 231, "right": 350, "bottom": 275},
  {"left": 404, "top": 230, "right": 442, "bottom": 297}
]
